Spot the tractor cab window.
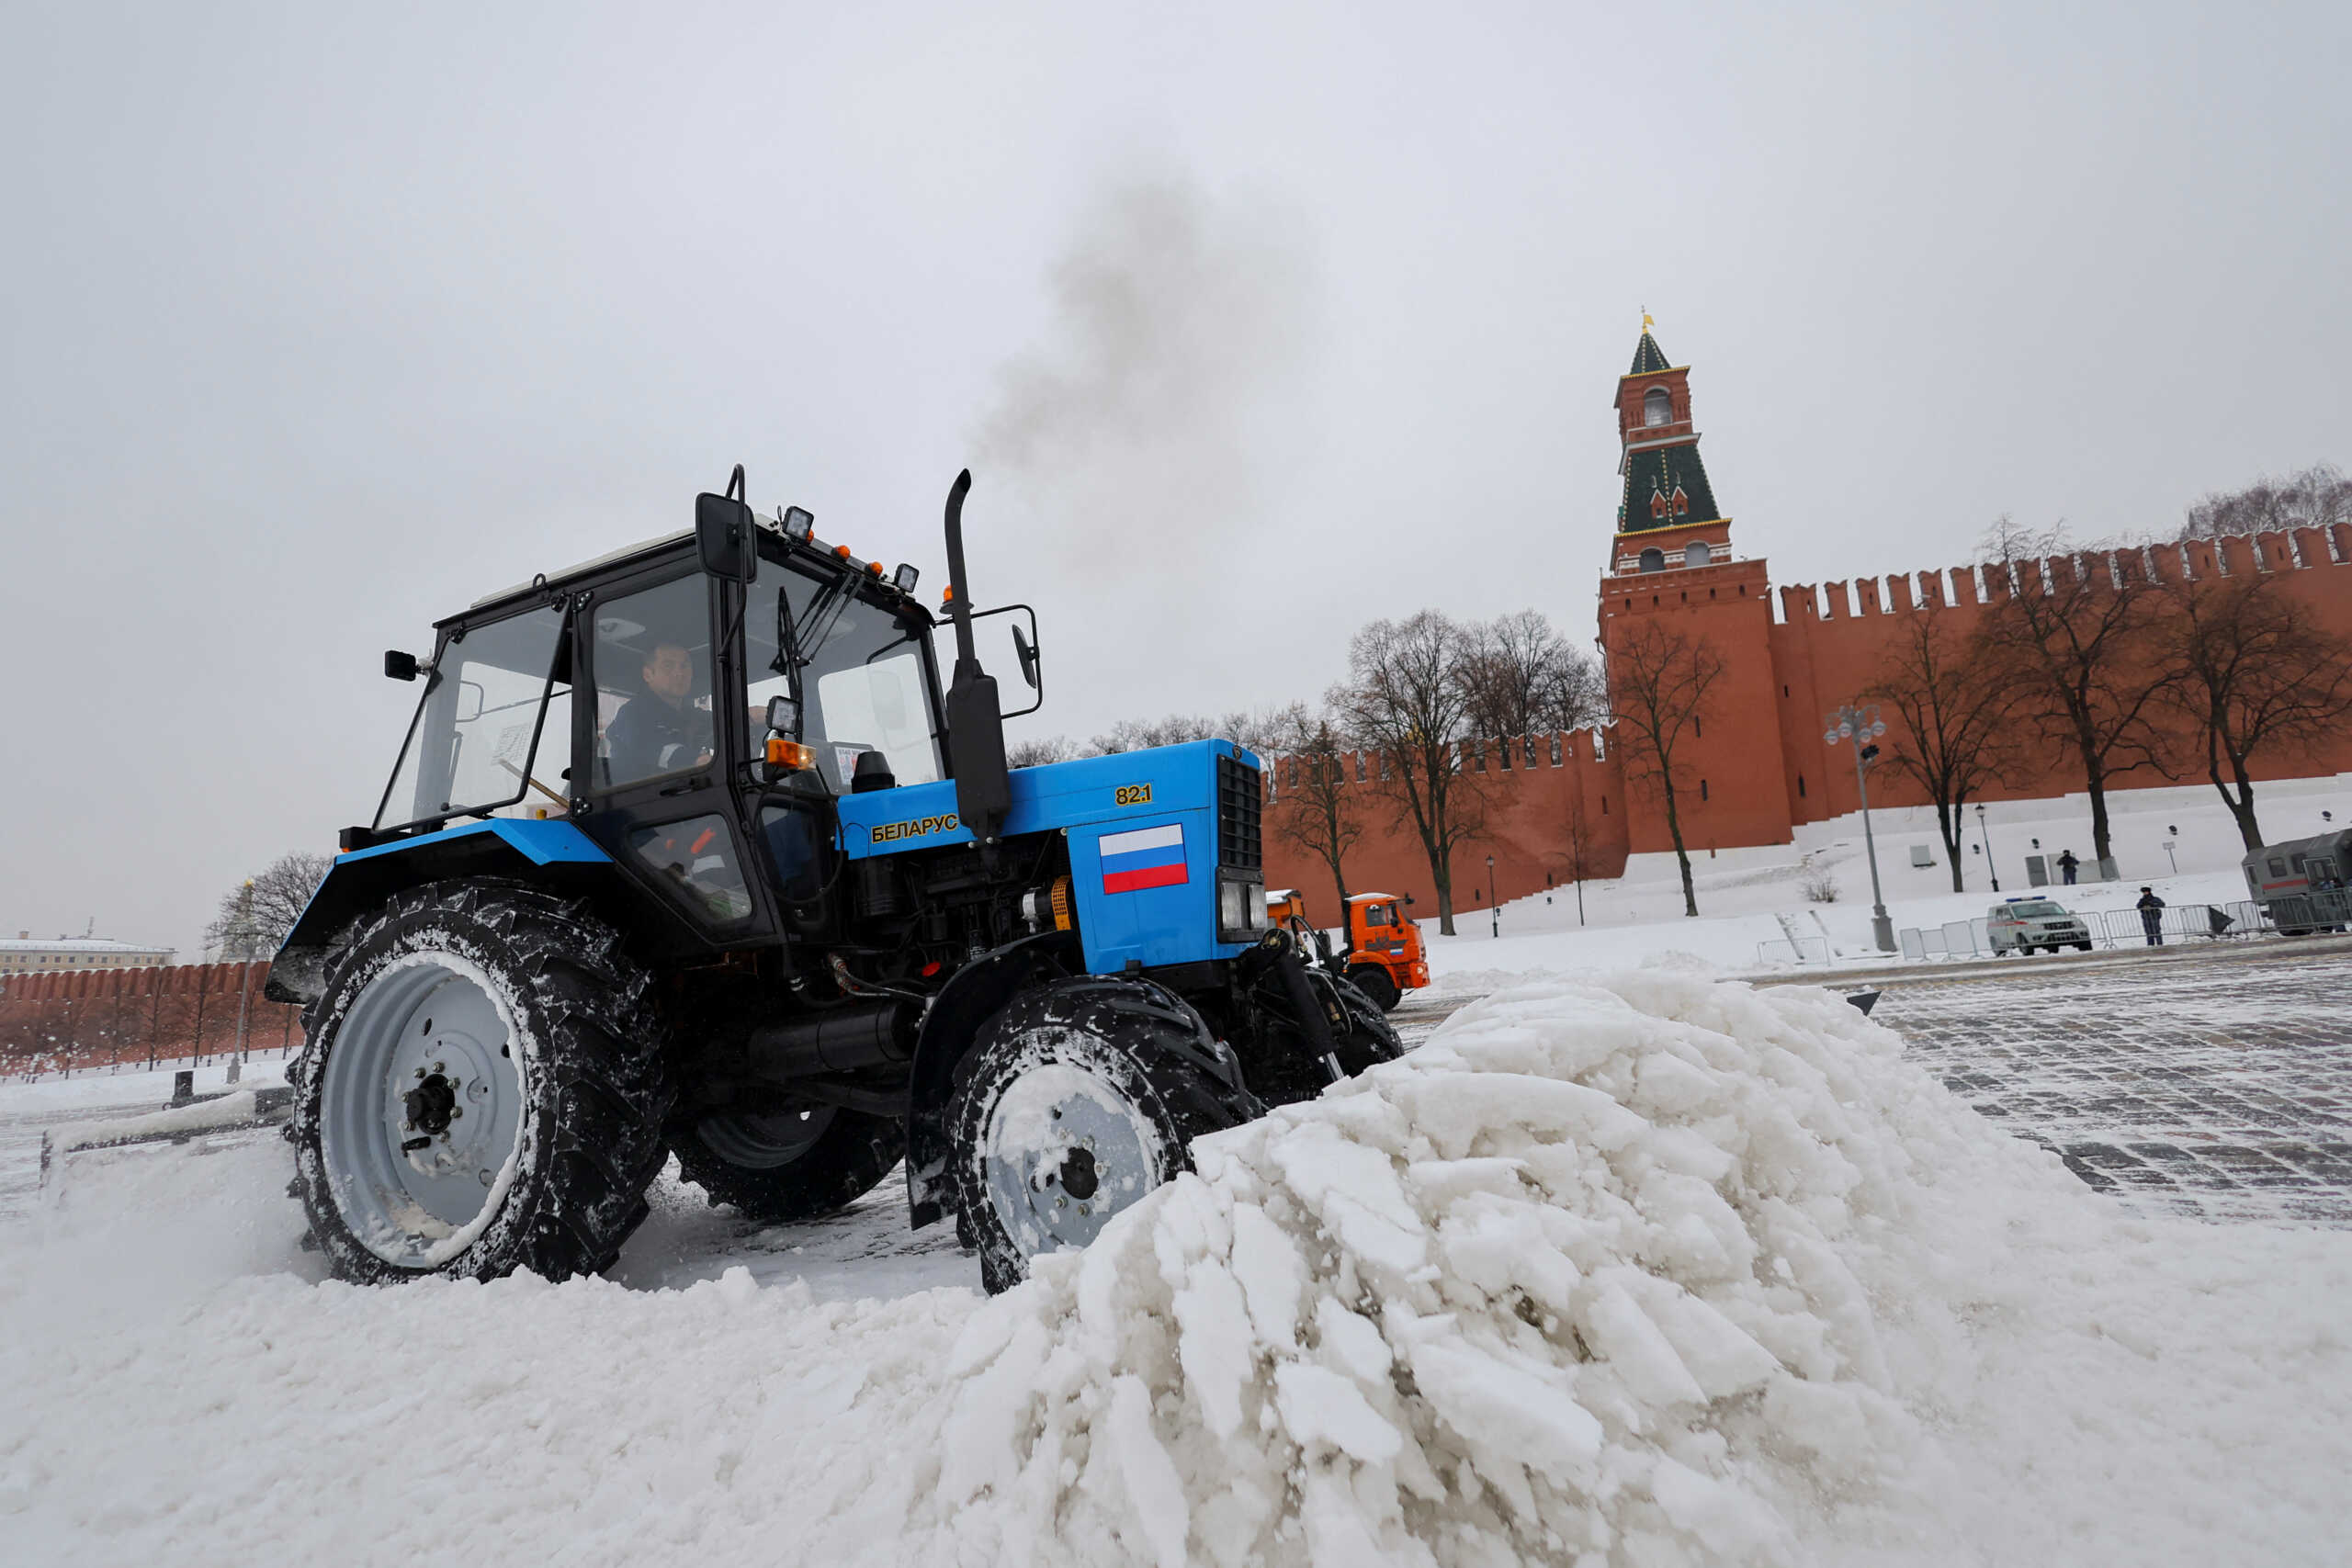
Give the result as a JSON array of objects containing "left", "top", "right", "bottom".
[
  {"left": 376, "top": 604, "right": 571, "bottom": 830},
  {"left": 590, "top": 575, "right": 715, "bottom": 791},
  {"left": 747, "top": 553, "right": 944, "bottom": 793}
]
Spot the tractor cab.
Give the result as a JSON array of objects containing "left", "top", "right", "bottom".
[{"left": 346, "top": 496, "right": 989, "bottom": 964}]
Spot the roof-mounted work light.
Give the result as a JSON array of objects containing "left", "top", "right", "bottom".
[
  {"left": 778, "top": 505, "right": 814, "bottom": 542},
  {"left": 892, "top": 563, "right": 920, "bottom": 593}
]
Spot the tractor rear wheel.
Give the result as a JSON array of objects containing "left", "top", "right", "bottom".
[
  {"left": 671, "top": 1102, "right": 902, "bottom": 1223},
  {"left": 1346, "top": 964, "right": 1401, "bottom": 1012},
  {"left": 288, "top": 880, "right": 673, "bottom": 1285},
  {"left": 946, "top": 976, "right": 1260, "bottom": 1294}
]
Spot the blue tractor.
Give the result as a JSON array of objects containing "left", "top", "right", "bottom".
[{"left": 268, "top": 470, "right": 1397, "bottom": 1292}]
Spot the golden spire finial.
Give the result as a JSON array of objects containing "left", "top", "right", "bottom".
[{"left": 1641, "top": 308, "right": 1655, "bottom": 333}]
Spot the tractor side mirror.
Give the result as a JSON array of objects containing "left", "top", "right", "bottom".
[
  {"left": 967, "top": 603, "right": 1043, "bottom": 716},
  {"left": 384, "top": 649, "right": 422, "bottom": 682},
  {"left": 695, "top": 491, "right": 758, "bottom": 584},
  {"left": 1011, "top": 623, "right": 1040, "bottom": 692}
]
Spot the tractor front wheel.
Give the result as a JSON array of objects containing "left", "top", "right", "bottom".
[
  {"left": 672, "top": 1102, "right": 903, "bottom": 1223},
  {"left": 289, "top": 880, "right": 673, "bottom": 1285},
  {"left": 946, "top": 977, "right": 1260, "bottom": 1294},
  {"left": 1346, "top": 964, "right": 1401, "bottom": 1012}
]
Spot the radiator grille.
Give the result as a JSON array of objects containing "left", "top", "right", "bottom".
[{"left": 1216, "top": 752, "right": 1262, "bottom": 873}]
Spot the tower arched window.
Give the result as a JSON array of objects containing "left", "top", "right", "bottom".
[
  {"left": 1638, "top": 547, "right": 1666, "bottom": 573},
  {"left": 1643, "top": 387, "right": 1673, "bottom": 427},
  {"left": 1685, "top": 542, "right": 1710, "bottom": 569}
]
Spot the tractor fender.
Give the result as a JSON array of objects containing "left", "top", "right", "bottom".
[
  {"left": 265, "top": 820, "right": 619, "bottom": 1004},
  {"left": 900, "top": 929, "right": 1099, "bottom": 1228}
]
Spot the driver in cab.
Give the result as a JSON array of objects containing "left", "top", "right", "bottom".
[{"left": 605, "top": 642, "right": 713, "bottom": 780}]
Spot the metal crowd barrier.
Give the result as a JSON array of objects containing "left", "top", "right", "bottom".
[{"left": 1898, "top": 892, "right": 2350, "bottom": 959}]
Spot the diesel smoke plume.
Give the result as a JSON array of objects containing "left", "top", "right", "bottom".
[
  {"left": 975, "top": 170, "right": 1318, "bottom": 730},
  {"left": 980, "top": 171, "right": 1315, "bottom": 550}
]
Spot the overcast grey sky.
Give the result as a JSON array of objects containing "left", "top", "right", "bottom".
[{"left": 4, "top": 0, "right": 2345, "bottom": 956}]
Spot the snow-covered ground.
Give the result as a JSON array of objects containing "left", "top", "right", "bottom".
[
  {"left": 4, "top": 972, "right": 2346, "bottom": 1565},
  {"left": 1419, "top": 774, "right": 2352, "bottom": 979}
]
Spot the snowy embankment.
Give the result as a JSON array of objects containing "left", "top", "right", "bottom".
[{"left": 4, "top": 973, "right": 2347, "bottom": 1565}]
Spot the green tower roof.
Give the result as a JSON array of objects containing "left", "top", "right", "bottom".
[
  {"left": 1627, "top": 330, "right": 1671, "bottom": 376},
  {"left": 1616, "top": 440, "right": 1722, "bottom": 533}
]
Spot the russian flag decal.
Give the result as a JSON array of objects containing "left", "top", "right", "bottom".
[{"left": 1098, "top": 823, "right": 1188, "bottom": 894}]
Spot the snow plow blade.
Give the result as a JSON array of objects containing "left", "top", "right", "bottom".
[{"left": 39, "top": 1084, "right": 295, "bottom": 1189}]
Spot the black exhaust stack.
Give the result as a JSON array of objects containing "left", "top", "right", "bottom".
[{"left": 941, "top": 470, "right": 1012, "bottom": 846}]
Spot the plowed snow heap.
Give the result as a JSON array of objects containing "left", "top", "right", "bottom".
[{"left": 931, "top": 972, "right": 1936, "bottom": 1566}]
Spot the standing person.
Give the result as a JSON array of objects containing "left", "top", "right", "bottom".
[
  {"left": 2137, "top": 886, "right": 2166, "bottom": 947},
  {"left": 2057, "top": 849, "right": 2080, "bottom": 886}
]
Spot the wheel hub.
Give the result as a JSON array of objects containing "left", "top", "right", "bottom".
[
  {"left": 402, "top": 1073, "right": 458, "bottom": 1138},
  {"left": 1057, "top": 1145, "right": 1100, "bottom": 1201},
  {"left": 981, "top": 1064, "right": 1159, "bottom": 1258}
]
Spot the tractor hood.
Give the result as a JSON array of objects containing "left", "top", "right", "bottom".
[{"left": 834, "top": 739, "right": 1265, "bottom": 972}]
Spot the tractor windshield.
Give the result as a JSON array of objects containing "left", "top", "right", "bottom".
[
  {"left": 376, "top": 604, "right": 571, "bottom": 830},
  {"left": 748, "top": 555, "right": 944, "bottom": 793}
]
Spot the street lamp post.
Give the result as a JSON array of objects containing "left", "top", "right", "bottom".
[
  {"left": 1825, "top": 704, "right": 1897, "bottom": 953},
  {"left": 1487, "top": 854, "right": 1498, "bottom": 939},
  {"left": 1976, "top": 803, "right": 1999, "bottom": 893}
]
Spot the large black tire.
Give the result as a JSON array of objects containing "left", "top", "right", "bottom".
[
  {"left": 671, "top": 1103, "right": 903, "bottom": 1223},
  {"left": 946, "top": 976, "right": 1261, "bottom": 1294},
  {"left": 1345, "top": 964, "right": 1401, "bottom": 1013},
  {"left": 288, "top": 880, "right": 673, "bottom": 1285}
]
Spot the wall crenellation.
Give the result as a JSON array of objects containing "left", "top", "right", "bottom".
[{"left": 1769, "top": 525, "right": 2347, "bottom": 630}]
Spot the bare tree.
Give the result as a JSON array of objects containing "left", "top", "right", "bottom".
[
  {"left": 1605, "top": 621, "right": 1724, "bottom": 918},
  {"left": 2180, "top": 462, "right": 2352, "bottom": 542},
  {"left": 1865, "top": 600, "right": 2021, "bottom": 891},
  {"left": 1005, "top": 734, "right": 1078, "bottom": 769},
  {"left": 1558, "top": 765, "right": 1597, "bottom": 926},
  {"left": 203, "top": 852, "right": 335, "bottom": 960},
  {"left": 1332, "top": 613, "right": 1487, "bottom": 935},
  {"left": 1269, "top": 711, "right": 1366, "bottom": 925},
  {"left": 1085, "top": 703, "right": 1304, "bottom": 759},
  {"left": 1460, "top": 610, "right": 1606, "bottom": 739},
  {"left": 1973, "top": 518, "right": 2173, "bottom": 866},
  {"left": 2153, "top": 563, "right": 2352, "bottom": 849}
]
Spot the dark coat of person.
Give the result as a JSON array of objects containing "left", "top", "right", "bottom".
[{"left": 604, "top": 694, "right": 701, "bottom": 782}]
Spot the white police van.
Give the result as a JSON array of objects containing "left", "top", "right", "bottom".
[{"left": 1987, "top": 897, "right": 2094, "bottom": 955}]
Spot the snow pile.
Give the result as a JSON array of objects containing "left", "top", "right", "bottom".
[
  {"left": 5, "top": 974, "right": 2349, "bottom": 1565},
  {"left": 923, "top": 973, "right": 1968, "bottom": 1565}
]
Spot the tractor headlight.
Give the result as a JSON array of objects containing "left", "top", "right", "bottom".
[{"left": 1218, "top": 875, "right": 1266, "bottom": 942}]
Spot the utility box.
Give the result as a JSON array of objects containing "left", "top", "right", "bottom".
[
  {"left": 2025, "top": 854, "right": 2050, "bottom": 887},
  {"left": 1908, "top": 843, "right": 1935, "bottom": 868}
]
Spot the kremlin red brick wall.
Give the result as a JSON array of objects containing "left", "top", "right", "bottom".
[
  {"left": 1262, "top": 525, "right": 2352, "bottom": 926},
  {"left": 0, "top": 963, "right": 303, "bottom": 1076}
]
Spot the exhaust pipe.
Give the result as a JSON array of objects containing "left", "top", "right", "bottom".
[{"left": 941, "top": 470, "right": 1012, "bottom": 846}]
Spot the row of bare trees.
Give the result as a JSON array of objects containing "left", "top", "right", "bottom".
[
  {"left": 1869, "top": 518, "right": 2352, "bottom": 889},
  {"left": 1010, "top": 611, "right": 1607, "bottom": 936}
]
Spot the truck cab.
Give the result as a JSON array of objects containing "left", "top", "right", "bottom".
[{"left": 1341, "top": 893, "right": 1429, "bottom": 1010}]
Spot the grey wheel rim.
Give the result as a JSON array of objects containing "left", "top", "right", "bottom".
[
  {"left": 696, "top": 1104, "right": 837, "bottom": 1169},
  {"left": 982, "top": 1062, "right": 1162, "bottom": 1259},
  {"left": 319, "top": 953, "right": 526, "bottom": 1269}
]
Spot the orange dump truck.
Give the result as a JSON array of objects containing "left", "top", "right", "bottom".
[{"left": 1262, "top": 890, "right": 1430, "bottom": 1012}]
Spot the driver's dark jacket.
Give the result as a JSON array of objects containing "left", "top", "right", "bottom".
[{"left": 603, "top": 694, "right": 702, "bottom": 784}]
